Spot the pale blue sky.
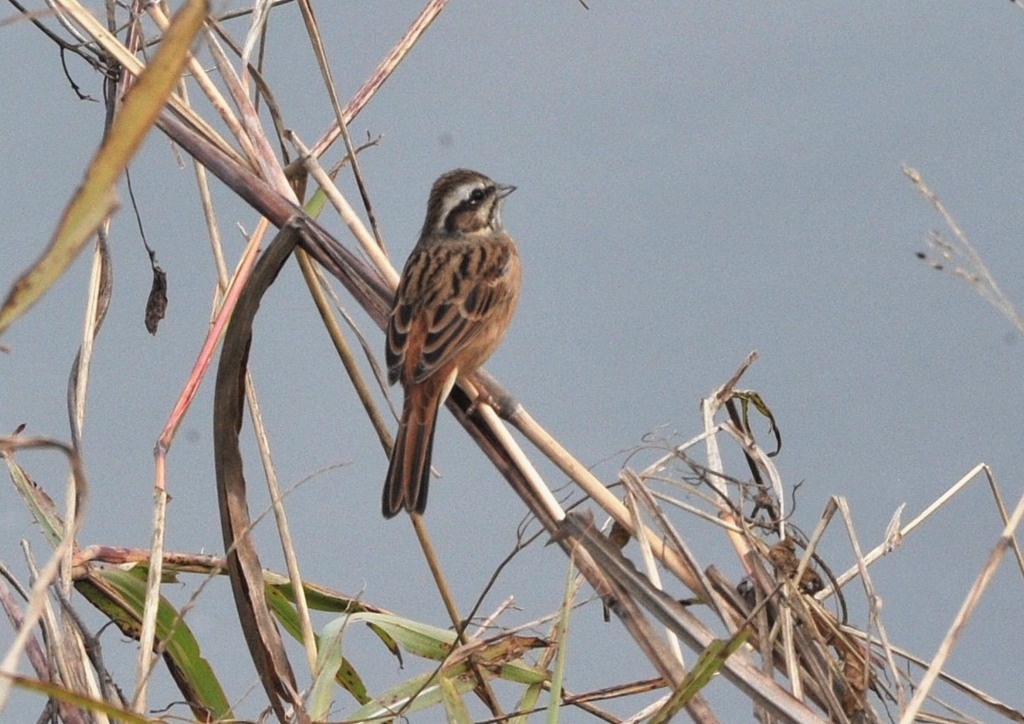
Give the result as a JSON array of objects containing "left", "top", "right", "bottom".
[{"left": 2, "top": 3, "right": 1023, "bottom": 721}]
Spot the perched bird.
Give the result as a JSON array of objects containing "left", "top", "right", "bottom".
[{"left": 382, "top": 169, "right": 522, "bottom": 518}]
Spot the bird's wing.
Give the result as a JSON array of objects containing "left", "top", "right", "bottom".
[{"left": 386, "top": 239, "right": 516, "bottom": 386}]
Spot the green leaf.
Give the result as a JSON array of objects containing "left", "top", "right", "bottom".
[
  {"left": 266, "top": 582, "right": 369, "bottom": 704},
  {"left": 5, "top": 457, "right": 66, "bottom": 547},
  {"left": 0, "top": 673, "right": 155, "bottom": 724},
  {"left": 439, "top": 673, "right": 473, "bottom": 724},
  {"left": 307, "top": 616, "right": 348, "bottom": 719},
  {"left": 75, "top": 567, "right": 232, "bottom": 721},
  {"left": 649, "top": 630, "right": 750, "bottom": 723}
]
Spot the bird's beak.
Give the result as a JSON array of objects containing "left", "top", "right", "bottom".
[{"left": 495, "top": 183, "right": 516, "bottom": 199}]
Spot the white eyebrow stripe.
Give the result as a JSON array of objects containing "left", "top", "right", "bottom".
[{"left": 438, "top": 181, "right": 486, "bottom": 223}]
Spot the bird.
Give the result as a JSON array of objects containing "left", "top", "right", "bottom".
[{"left": 382, "top": 168, "right": 522, "bottom": 518}]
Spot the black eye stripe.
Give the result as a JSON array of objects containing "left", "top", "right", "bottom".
[
  {"left": 439, "top": 183, "right": 502, "bottom": 234},
  {"left": 464, "top": 186, "right": 491, "bottom": 207}
]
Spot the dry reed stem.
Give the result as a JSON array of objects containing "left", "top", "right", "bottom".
[
  {"left": 408, "top": 513, "right": 505, "bottom": 719},
  {"left": 50, "top": 0, "right": 242, "bottom": 162},
  {"left": 148, "top": 5, "right": 256, "bottom": 169},
  {"left": 823, "top": 462, "right": 1024, "bottom": 597},
  {"left": 23, "top": 544, "right": 98, "bottom": 720},
  {"left": 294, "top": 0, "right": 389, "bottom": 257},
  {"left": 901, "top": 492, "right": 1024, "bottom": 723},
  {"left": 308, "top": 0, "right": 451, "bottom": 159},
  {"left": 620, "top": 473, "right": 685, "bottom": 667},
  {"left": 0, "top": 438, "right": 87, "bottom": 711},
  {"left": 290, "top": 132, "right": 397, "bottom": 287},
  {"left": 138, "top": 220, "right": 266, "bottom": 706},
  {"left": 191, "top": 12, "right": 323, "bottom": 679}
]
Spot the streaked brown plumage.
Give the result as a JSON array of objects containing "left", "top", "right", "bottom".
[{"left": 382, "top": 169, "right": 522, "bottom": 518}]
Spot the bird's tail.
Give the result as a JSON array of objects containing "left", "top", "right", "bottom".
[{"left": 382, "top": 386, "right": 439, "bottom": 518}]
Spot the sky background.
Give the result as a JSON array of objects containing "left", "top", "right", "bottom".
[{"left": 2, "top": 2, "right": 1023, "bottom": 721}]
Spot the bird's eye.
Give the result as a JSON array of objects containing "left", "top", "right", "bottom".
[{"left": 468, "top": 187, "right": 487, "bottom": 204}]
